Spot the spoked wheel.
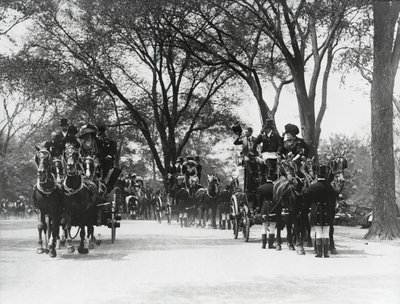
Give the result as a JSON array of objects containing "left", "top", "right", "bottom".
[
  {"left": 233, "top": 218, "right": 239, "bottom": 239},
  {"left": 242, "top": 215, "right": 250, "bottom": 242},
  {"left": 242, "top": 206, "right": 250, "bottom": 242},
  {"left": 231, "top": 195, "right": 239, "bottom": 239}
]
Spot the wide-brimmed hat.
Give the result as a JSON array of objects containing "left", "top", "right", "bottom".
[
  {"left": 284, "top": 123, "right": 299, "bottom": 136},
  {"left": 78, "top": 124, "right": 97, "bottom": 138}
]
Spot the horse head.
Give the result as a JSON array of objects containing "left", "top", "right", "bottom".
[
  {"left": 35, "top": 148, "right": 52, "bottom": 182},
  {"left": 302, "top": 157, "right": 316, "bottom": 181},
  {"left": 230, "top": 175, "right": 240, "bottom": 192},
  {"left": 327, "top": 155, "right": 347, "bottom": 192},
  {"left": 279, "top": 159, "right": 297, "bottom": 182},
  {"left": 207, "top": 174, "right": 220, "bottom": 198},
  {"left": 83, "top": 156, "right": 96, "bottom": 180},
  {"left": 64, "top": 145, "right": 80, "bottom": 176}
]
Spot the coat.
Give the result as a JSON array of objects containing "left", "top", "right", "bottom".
[
  {"left": 303, "top": 179, "right": 338, "bottom": 226},
  {"left": 258, "top": 181, "right": 276, "bottom": 221},
  {"left": 253, "top": 131, "right": 282, "bottom": 154},
  {"left": 281, "top": 137, "right": 310, "bottom": 159},
  {"left": 234, "top": 135, "right": 256, "bottom": 156}
]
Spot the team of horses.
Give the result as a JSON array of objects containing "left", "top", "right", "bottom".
[
  {"left": 33, "top": 144, "right": 347, "bottom": 258},
  {"left": 33, "top": 146, "right": 110, "bottom": 258}
]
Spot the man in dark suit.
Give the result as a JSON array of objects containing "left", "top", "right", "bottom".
[
  {"left": 234, "top": 127, "right": 255, "bottom": 156},
  {"left": 303, "top": 165, "right": 338, "bottom": 258},
  {"left": 96, "top": 125, "right": 117, "bottom": 180},
  {"left": 257, "top": 170, "right": 278, "bottom": 249}
]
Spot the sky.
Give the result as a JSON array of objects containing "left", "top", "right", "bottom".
[{"left": 1, "top": 19, "right": 396, "bottom": 143}]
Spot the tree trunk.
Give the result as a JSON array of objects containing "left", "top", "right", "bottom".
[
  {"left": 292, "top": 69, "right": 317, "bottom": 158},
  {"left": 365, "top": 1, "right": 400, "bottom": 240}
]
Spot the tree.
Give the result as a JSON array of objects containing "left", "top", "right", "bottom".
[
  {"left": 169, "top": 0, "right": 364, "bottom": 156},
  {"left": 365, "top": 0, "right": 400, "bottom": 239},
  {"left": 18, "top": 0, "right": 238, "bottom": 191}
]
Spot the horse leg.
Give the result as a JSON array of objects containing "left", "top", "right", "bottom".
[
  {"left": 65, "top": 214, "right": 75, "bottom": 253},
  {"left": 329, "top": 223, "right": 337, "bottom": 254},
  {"left": 211, "top": 205, "right": 217, "bottom": 229},
  {"left": 286, "top": 217, "right": 295, "bottom": 251},
  {"left": 42, "top": 214, "right": 50, "bottom": 254},
  {"left": 295, "top": 215, "right": 305, "bottom": 255},
  {"left": 87, "top": 224, "right": 95, "bottom": 249},
  {"left": 275, "top": 211, "right": 282, "bottom": 251},
  {"left": 37, "top": 212, "right": 45, "bottom": 254},
  {"left": 78, "top": 224, "right": 88, "bottom": 254},
  {"left": 49, "top": 216, "right": 59, "bottom": 258}
]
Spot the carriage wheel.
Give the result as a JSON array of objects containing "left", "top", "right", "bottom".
[
  {"left": 242, "top": 215, "right": 250, "bottom": 242},
  {"left": 111, "top": 193, "right": 117, "bottom": 244},
  {"left": 233, "top": 218, "right": 239, "bottom": 239},
  {"left": 241, "top": 205, "right": 250, "bottom": 242},
  {"left": 157, "top": 209, "right": 162, "bottom": 224}
]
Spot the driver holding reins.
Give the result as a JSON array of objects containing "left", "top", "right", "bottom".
[{"left": 252, "top": 119, "right": 282, "bottom": 184}]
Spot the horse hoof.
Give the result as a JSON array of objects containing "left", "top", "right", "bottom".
[
  {"left": 276, "top": 245, "right": 282, "bottom": 251},
  {"left": 49, "top": 249, "right": 57, "bottom": 258},
  {"left": 289, "top": 245, "right": 295, "bottom": 251},
  {"left": 330, "top": 247, "right": 338, "bottom": 255},
  {"left": 89, "top": 243, "right": 95, "bottom": 250},
  {"left": 44, "top": 249, "right": 50, "bottom": 254},
  {"left": 37, "top": 248, "right": 45, "bottom": 254},
  {"left": 67, "top": 246, "right": 75, "bottom": 254},
  {"left": 297, "top": 248, "right": 305, "bottom": 255},
  {"left": 96, "top": 240, "right": 102, "bottom": 246},
  {"left": 78, "top": 247, "right": 89, "bottom": 254}
]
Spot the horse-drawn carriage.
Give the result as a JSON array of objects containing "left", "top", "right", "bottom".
[
  {"left": 33, "top": 145, "right": 122, "bottom": 258},
  {"left": 230, "top": 150, "right": 348, "bottom": 255},
  {"left": 230, "top": 152, "right": 280, "bottom": 242}
]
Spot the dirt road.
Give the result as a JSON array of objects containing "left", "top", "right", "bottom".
[{"left": 0, "top": 219, "right": 399, "bottom": 304}]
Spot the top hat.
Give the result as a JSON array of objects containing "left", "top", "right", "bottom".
[
  {"left": 60, "top": 118, "right": 69, "bottom": 127},
  {"left": 264, "top": 119, "right": 274, "bottom": 129},
  {"left": 317, "top": 165, "right": 328, "bottom": 179},
  {"left": 231, "top": 122, "right": 242, "bottom": 136},
  {"left": 97, "top": 125, "right": 107, "bottom": 134}
]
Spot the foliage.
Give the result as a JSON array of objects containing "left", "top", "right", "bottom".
[{"left": 319, "top": 134, "right": 373, "bottom": 208}]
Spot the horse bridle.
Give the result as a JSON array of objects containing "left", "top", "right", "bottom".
[{"left": 36, "top": 150, "right": 57, "bottom": 194}]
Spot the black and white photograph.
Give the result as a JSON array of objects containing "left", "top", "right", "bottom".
[{"left": 1, "top": 0, "right": 399, "bottom": 303}]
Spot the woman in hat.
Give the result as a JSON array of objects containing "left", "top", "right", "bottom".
[
  {"left": 78, "top": 124, "right": 100, "bottom": 174},
  {"left": 280, "top": 123, "right": 309, "bottom": 164}
]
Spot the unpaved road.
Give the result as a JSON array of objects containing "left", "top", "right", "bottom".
[{"left": 1, "top": 219, "right": 399, "bottom": 304}]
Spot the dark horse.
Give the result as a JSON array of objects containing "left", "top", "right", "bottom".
[
  {"left": 326, "top": 155, "right": 347, "bottom": 254},
  {"left": 195, "top": 174, "right": 220, "bottom": 228},
  {"left": 218, "top": 177, "right": 240, "bottom": 230},
  {"left": 273, "top": 159, "right": 308, "bottom": 254},
  {"left": 32, "top": 148, "right": 63, "bottom": 258},
  {"left": 62, "top": 146, "right": 96, "bottom": 254}
]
